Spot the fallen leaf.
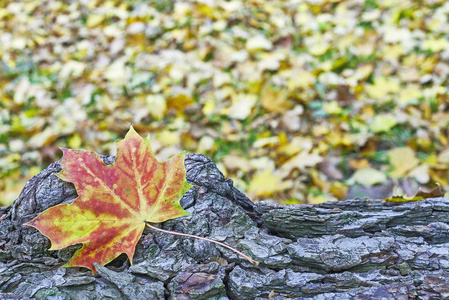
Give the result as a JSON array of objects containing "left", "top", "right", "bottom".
[
  {"left": 167, "top": 94, "right": 195, "bottom": 114},
  {"left": 157, "top": 130, "right": 181, "bottom": 147},
  {"left": 228, "top": 94, "right": 257, "bottom": 120},
  {"left": 416, "top": 183, "right": 444, "bottom": 198},
  {"left": 308, "top": 192, "right": 336, "bottom": 204},
  {"left": 280, "top": 105, "right": 303, "bottom": 132},
  {"left": 398, "top": 85, "right": 422, "bottom": 105},
  {"left": 86, "top": 14, "right": 105, "bottom": 28},
  {"left": 26, "top": 126, "right": 192, "bottom": 273},
  {"left": 319, "top": 157, "right": 343, "bottom": 180},
  {"left": 423, "top": 38, "right": 449, "bottom": 52},
  {"left": 280, "top": 151, "right": 323, "bottom": 176},
  {"left": 370, "top": 115, "right": 397, "bottom": 133},
  {"left": 103, "top": 57, "right": 130, "bottom": 86},
  {"left": 260, "top": 85, "right": 292, "bottom": 114},
  {"left": 287, "top": 70, "right": 316, "bottom": 91},
  {"left": 145, "top": 95, "right": 167, "bottom": 121},
  {"left": 222, "top": 154, "right": 251, "bottom": 173},
  {"left": 385, "top": 183, "right": 444, "bottom": 202},
  {"left": 323, "top": 101, "right": 342, "bottom": 115},
  {"left": 409, "top": 164, "right": 430, "bottom": 184},
  {"left": 28, "top": 127, "right": 58, "bottom": 148},
  {"left": 388, "top": 147, "right": 419, "bottom": 178},
  {"left": 253, "top": 137, "right": 279, "bottom": 148},
  {"left": 365, "top": 77, "right": 400, "bottom": 99},
  {"left": 68, "top": 134, "right": 82, "bottom": 149},
  {"left": 198, "top": 136, "right": 215, "bottom": 152},
  {"left": 202, "top": 99, "right": 216, "bottom": 116},
  {"left": 246, "top": 35, "right": 273, "bottom": 52},
  {"left": 247, "top": 168, "right": 290, "bottom": 198},
  {"left": 347, "top": 168, "right": 387, "bottom": 186},
  {"left": 437, "top": 148, "right": 449, "bottom": 165}
]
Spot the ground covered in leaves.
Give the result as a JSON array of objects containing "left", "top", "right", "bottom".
[{"left": 1, "top": 0, "right": 449, "bottom": 206}]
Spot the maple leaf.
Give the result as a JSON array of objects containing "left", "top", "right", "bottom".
[{"left": 26, "top": 126, "right": 192, "bottom": 273}]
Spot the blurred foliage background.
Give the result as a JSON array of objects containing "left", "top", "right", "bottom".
[{"left": 1, "top": 0, "right": 449, "bottom": 206}]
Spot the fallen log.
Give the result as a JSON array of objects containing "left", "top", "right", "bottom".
[{"left": 1, "top": 153, "right": 448, "bottom": 299}]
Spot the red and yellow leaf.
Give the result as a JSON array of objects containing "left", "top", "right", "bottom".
[{"left": 26, "top": 126, "right": 192, "bottom": 273}]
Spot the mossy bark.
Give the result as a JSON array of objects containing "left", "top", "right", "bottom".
[{"left": 1, "top": 154, "right": 448, "bottom": 299}]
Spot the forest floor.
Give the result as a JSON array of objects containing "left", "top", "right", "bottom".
[{"left": 1, "top": 0, "right": 448, "bottom": 205}]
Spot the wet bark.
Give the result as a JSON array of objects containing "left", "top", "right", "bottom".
[{"left": 1, "top": 154, "right": 448, "bottom": 299}]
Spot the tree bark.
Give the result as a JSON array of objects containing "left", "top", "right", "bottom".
[{"left": 1, "top": 153, "right": 448, "bottom": 299}]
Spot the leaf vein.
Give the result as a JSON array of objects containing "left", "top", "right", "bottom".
[{"left": 79, "top": 160, "right": 141, "bottom": 219}]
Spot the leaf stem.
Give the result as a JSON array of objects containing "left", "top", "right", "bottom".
[{"left": 145, "top": 223, "right": 259, "bottom": 266}]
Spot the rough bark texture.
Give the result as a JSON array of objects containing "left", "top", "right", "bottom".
[{"left": 1, "top": 154, "right": 449, "bottom": 299}]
